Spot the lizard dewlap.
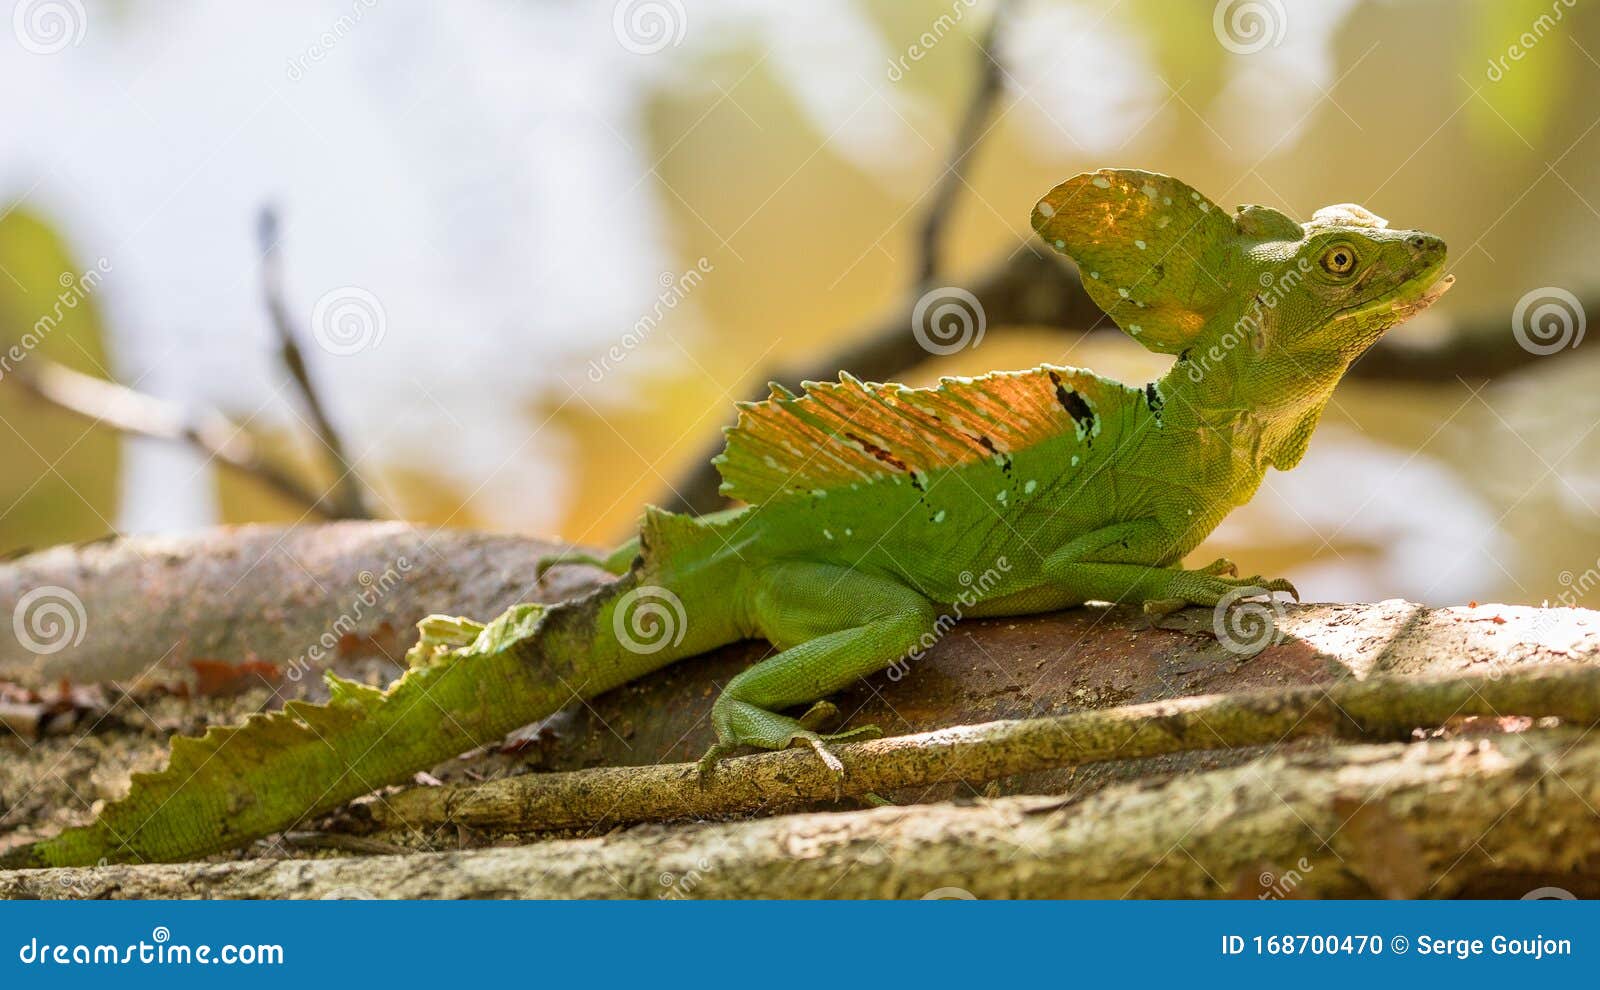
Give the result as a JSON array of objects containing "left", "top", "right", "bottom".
[{"left": 4, "top": 169, "right": 1453, "bottom": 868}]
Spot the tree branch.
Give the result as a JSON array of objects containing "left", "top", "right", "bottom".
[
  {"left": 257, "top": 206, "right": 372, "bottom": 520},
  {"left": 351, "top": 663, "right": 1600, "bottom": 835},
  {"left": 913, "top": 0, "right": 1015, "bottom": 290},
  {"left": 9, "top": 728, "right": 1597, "bottom": 898},
  {"left": 661, "top": 242, "right": 1585, "bottom": 514},
  {"left": 6, "top": 359, "right": 340, "bottom": 519}
]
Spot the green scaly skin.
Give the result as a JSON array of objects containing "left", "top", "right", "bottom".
[{"left": 5, "top": 170, "right": 1452, "bottom": 868}]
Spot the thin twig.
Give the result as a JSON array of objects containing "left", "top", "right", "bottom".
[
  {"left": 354, "top": 663, "right": 1600, "bottom": 836},
  {"left": 7, "top": 359, "right": 340, "bottom": 517},
  {"left": 257, "top": 206, "right": 372, "bottom": 520},
  {"left": 270, "top": 831, "right": 412, "bottom": 858},
  {"left": 913, "top": 0, "right": 1016, "bottom": 290}
]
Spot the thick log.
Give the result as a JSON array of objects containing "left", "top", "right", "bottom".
[{"left": 0, "top": 523, "right": 599, "bottom": 685}]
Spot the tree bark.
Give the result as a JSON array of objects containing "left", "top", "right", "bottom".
[
  {"left": 354, "top": 664, "right": 1600, "bottom": 836},
  {"left": 0, "top": 523, "right": 601, "bottom": 685},
  {"left": 6, "top": 728, "right": 1596, "bottom": 899}
]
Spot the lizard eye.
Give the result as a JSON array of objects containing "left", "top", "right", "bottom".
[{"left": 1320, "top": 243, "right": 1358, "bottom": 276}]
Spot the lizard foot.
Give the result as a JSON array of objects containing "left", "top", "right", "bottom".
[
  {"left": 696, "top": 698, "right": 880, "bottom": 793},
  {"left": 1173, "top": 572, "right": 1299, "bottom": 607},
  {"left": 1195, "top": 557, "right": 1239, "bottom": 577}
]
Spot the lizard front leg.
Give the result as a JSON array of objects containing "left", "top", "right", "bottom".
[{"left": 698, "top": 561, "right": 936, "bottom": 782}]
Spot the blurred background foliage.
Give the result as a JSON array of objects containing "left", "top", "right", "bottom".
[{"left": 1, "top": 0, "right": 1597, "bottom": 607}]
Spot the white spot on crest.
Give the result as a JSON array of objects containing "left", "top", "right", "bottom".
[
  {"left": 1163, "top": 196, "right": 1172, "bottom": 205},
  {"left": 1037, "top": 201, "right": 1056, "bottom": 217},
  {"left": 1071, "top": 455, "right": 1080, "bottom": 466},
  {"left": 933, "top": 510, "right": 947, "bottom": 523},
  {"left": 823, "top": 529, "right": 834, "bottom": 540},
  {"left": 1141, "top": 183, "right": 1157, "bottom": 199},
  {"left": 1128, "top": 324, "right": 1143, "bottom": 335},
  {"left": 1055, "top": 239, "right": 1065, "bottom": 249},
  {"left": 1135, "top": 240, "right": 1147, "bottom": 250},
  {"left": 1089, "top": 271, "right": 1100, "bottom": 280},
  {"left": 995, "top": 490, "right": 1008, "bottom": 504},
  {"left": 1157, "top": 216, "right": 1171, "bottom": 228},
  {"left": 1024, "top": 479, "right": 1038, "bottom": 494},
  {"left": 1118, "top": 288, "right": 1130, "bottom": 298},
  {"left": 1092, "top": 176, "right": 1111, "bottom": 189}
]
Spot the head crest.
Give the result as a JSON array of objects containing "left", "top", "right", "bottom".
[
  {"left": 1031, "top": 169, "right": 1239, "bottom": 354},
  {"left": 1307, "top": 204, "right": 1388, "bottom": 229}
]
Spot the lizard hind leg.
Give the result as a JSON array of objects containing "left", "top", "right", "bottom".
[{"left": 698, "top": 562, "right": 936, "bottom": 786}]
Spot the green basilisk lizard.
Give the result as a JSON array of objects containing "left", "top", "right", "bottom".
[{"left": 3, "top": 170, "right": 1452, "bottom": 868}]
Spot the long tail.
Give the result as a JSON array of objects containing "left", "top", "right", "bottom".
[{"left": 2, "top": 574, "right": 666, "bottom": 869}]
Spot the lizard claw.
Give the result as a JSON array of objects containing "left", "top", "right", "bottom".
[
  {"left": 1234, "top": 576, "right": 1299, "bottom": 602},
  {"left": 695, "top": 743, "right": 737, "bottom": 787}
]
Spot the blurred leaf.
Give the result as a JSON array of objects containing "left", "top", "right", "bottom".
[
  {"left": 0, "top": 207, "right": 120, "bottom": 554},
  {"left": 1464, "top": 0, "right": 1573, "bottom": 147}
]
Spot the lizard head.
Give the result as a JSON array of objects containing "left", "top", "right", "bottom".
[
  {"left": 1277, "top": 203, "right": 1452, "bottom": 348},
  {"left": 1031, "top": 169, "right": 1453, "bottom": 369}
]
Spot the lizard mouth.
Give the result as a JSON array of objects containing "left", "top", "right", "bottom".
[
  {"left": 1389, "top": 270, "right": 1455, "bottom": 320},
  {"left": 1331, "top": 267, "right": 1454, "bottom": 326}
]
